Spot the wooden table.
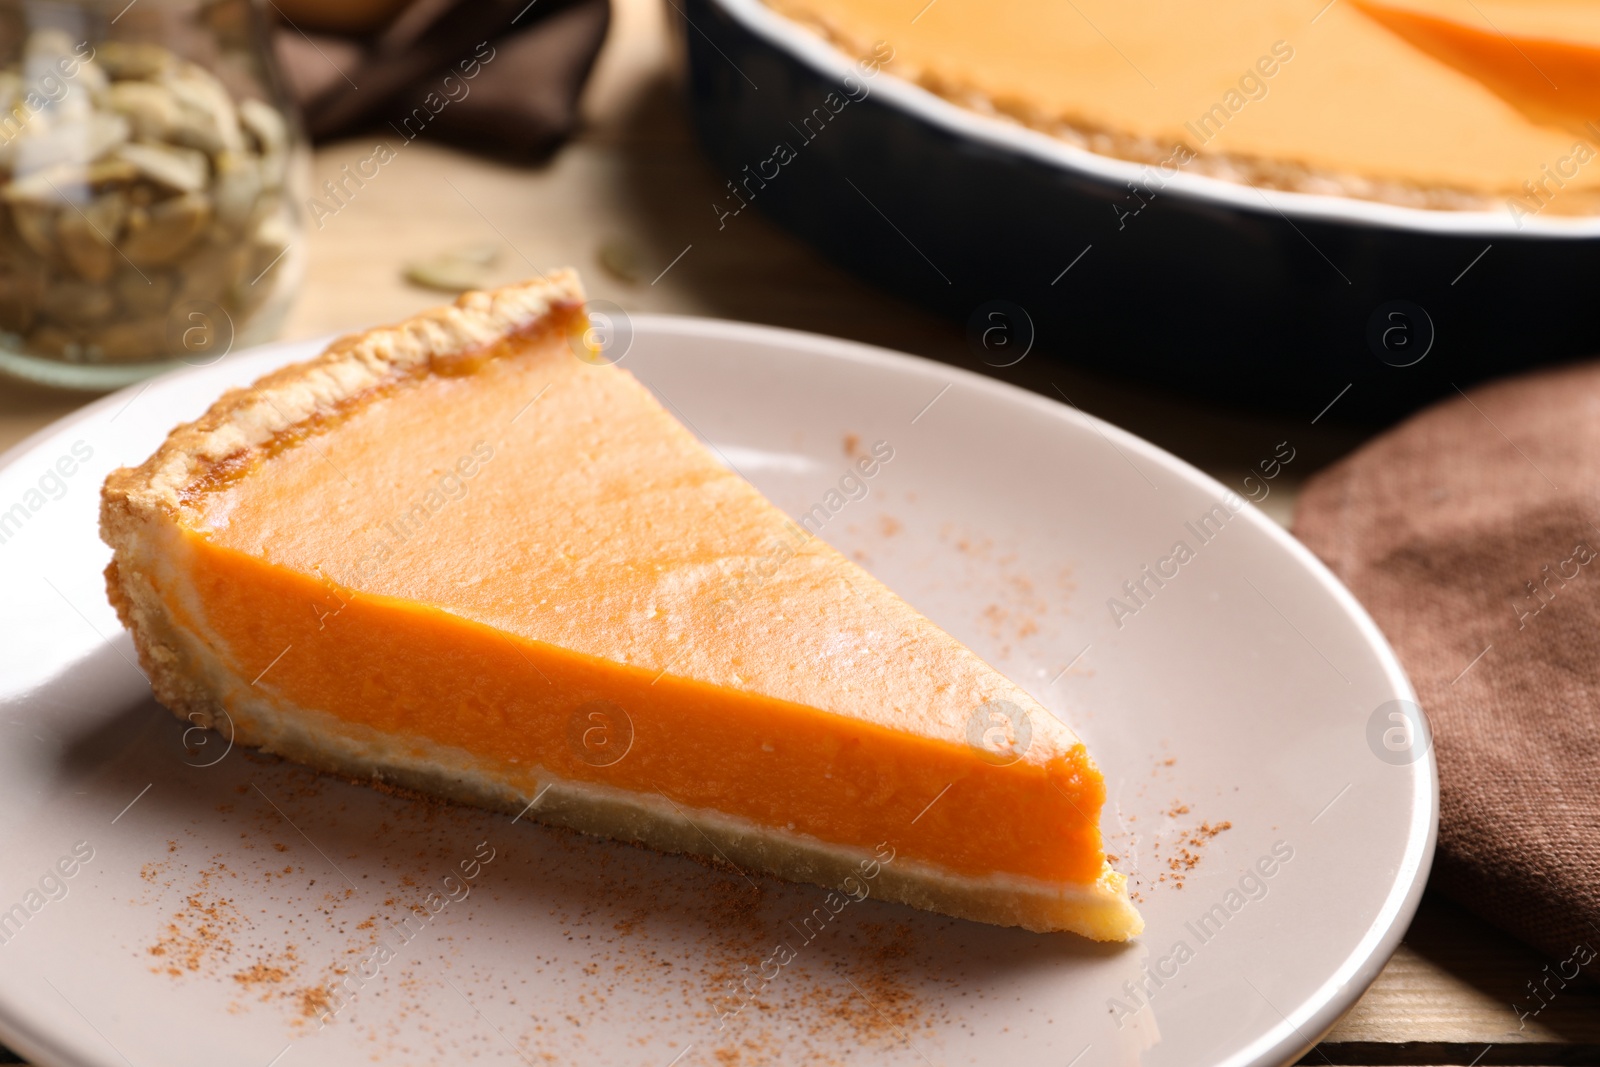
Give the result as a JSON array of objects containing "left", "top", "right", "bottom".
[{"left": 1, "top": 0, "right": 1596, "bottom": 1062}]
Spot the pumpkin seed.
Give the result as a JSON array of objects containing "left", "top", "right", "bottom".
[{"left": 122, "top": 190, "right": 211, "bottom": 266}]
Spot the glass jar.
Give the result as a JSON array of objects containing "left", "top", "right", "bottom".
[{"left": 0, "top": 0, "right": 304, "bottom": 390}]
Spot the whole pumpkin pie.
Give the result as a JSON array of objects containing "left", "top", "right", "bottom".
[
  {"left": 99, "top": 272, "right": 1142, "bottom": 940},
  {"left": 770, "top": 0, "right": 1600, "bottom": 214}
]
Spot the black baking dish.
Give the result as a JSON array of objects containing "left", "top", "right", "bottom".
[{"left": 678, "top": 0, "right": 1600, "bottom": 420}]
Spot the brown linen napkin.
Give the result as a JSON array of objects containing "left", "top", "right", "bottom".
[
  {"left": 1294, "top": 362, "right": 1600, "bottom": 977},
  {"left": 273, "top": 0, "right": 610, "bottom": 161}
]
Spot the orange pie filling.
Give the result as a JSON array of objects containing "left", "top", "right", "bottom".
[
  {"left": 770, "top": 0, "right": 1600, "bottom": 211},
  {"left": 162, "top": 535, "right": 1106, "bottom": 886}
]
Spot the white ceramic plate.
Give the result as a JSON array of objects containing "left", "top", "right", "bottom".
[{"left": 0, "top": 316, "right": 1434, "bottom": 1067}]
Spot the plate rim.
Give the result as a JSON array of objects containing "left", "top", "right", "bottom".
[
  {"left": 0, "top": 314, "right": 1438, "bottom": 1067},
  {"left": 632, "top": 314, "right": 1439, "bottom": 1066}
]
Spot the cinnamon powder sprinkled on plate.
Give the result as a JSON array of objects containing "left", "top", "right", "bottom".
[{"left": 136, "top": 758, "right": 946, "bottom": 1063}]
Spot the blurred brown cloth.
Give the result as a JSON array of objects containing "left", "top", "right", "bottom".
[
  {"left": 1295, "top": 364, "right": 1600, "bottom": 973},
  {"left": 273, "top": 0, "right": 609, "bottom": 160}
]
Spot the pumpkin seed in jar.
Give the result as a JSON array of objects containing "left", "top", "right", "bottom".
[
  {"left": 113, "top": 141, "right": 208, "bottom": 194},
  {"left": 123, "top": 190, "right": 212, "bottom": 266},
  {"left": 0, "top": 30, "right": 297, "bottom": 366},
  {"left": 56, "top": 190, "right": 127, "bottom": 282}
]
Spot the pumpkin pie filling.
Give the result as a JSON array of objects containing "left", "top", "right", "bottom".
[
  {"left": 101, "top": 272, "right": 1141, "bottom": 939},
  {"left": 769, "top": 0, "right": 1600, "bottom": 212}
]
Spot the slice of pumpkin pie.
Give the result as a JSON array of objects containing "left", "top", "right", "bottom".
[{"left": 99, "top": 272, "right": 1142, "bottom": 940}]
